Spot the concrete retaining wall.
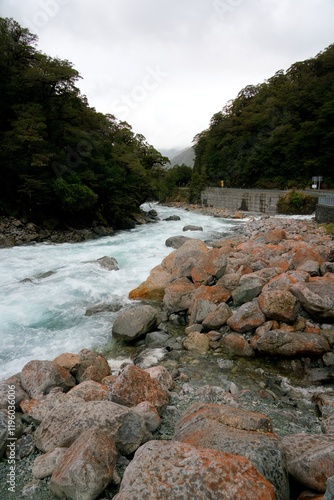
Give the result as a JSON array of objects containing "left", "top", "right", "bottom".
[
  {"left": 316, "top": 204, "right": 334, "bottom": 223},
  {"left": 201, "top": 188, "right": 283, "bottom": 214}
]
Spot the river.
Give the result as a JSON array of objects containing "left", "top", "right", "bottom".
[{"left": 0, "top": 203, "right": 248, "bottom": 380}]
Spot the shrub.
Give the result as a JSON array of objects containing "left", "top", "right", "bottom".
[{"left": 277, "top": 191, "right": 317, "bottom": 215}]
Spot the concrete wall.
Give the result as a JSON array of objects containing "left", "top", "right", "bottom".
[
  {"left": 201, "top": 188, "right": 284, "bottom": 214},
  {"left": 316, "top": 204, "right": 334, "bottom": 223}
]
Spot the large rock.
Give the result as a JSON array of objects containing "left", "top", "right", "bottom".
[
  {"left": 112, "top": 305, "right": 158, "bottom": 342},
  {"left": 173, "top": 402, "right": 289, "bottom": 500},
  {"left": 202, "top": 302, "right": 232, "bottom": 330},
  {"left": 32, "top": 448, "right": 67, "bottom": 479},
  {"left": 189, "top": 299, "right": 217, "bottom": 325},
  {"left": 50, "top": 429, "right": 117, "bottom": 500},
  {"left": 183, "top": 225, "right": 203, "bottom": 232},
  {"left": 227, "top": 299, "right": 266, "bottom": 333},
  {"left": 182, "top": 331, "right": 210, "bottom": 354},
  {"left": 190, "top": 283, "right": 231, "bottom": 308},
  {"left": 144, "top": 366, "right": 174, "bottom": 391},
  {"left": 20, "top": 393, "right": 72, "bottom": 423},
  {"left": 34, "top": 400, "right": 149, "bottom": 455},
  {"left": 20, "top": 360, "right": 76, "bottom": 398},
  {"left": 129, "top": 264, "right": 171, "bottom": 301},
  {"left": 232, "top": 277, "right": 265, "bottom": 306},
  {"left": 254, "top": 330, "right": 330, "bottom": 357},
  {"left": 163, "top": 277, "right": 196, "bottom": 313},
  {"left": 290, "top": 280, "right": 334, "bottom": 321},
  {"left": 220, "top": 333, "right": 254, "bottom": 357},
  {"left": 114, "top": 440, "right": 275, "bottom": 500},
  {"left": 170, "top": 239, "right": 208, "bottom": 279},
  {"left": 258, "top": 290, "right": 300, "bottom": 322},
  {"left": 165, "top": 235, "right": 191, "bottom": 248},
  {"left": 66, "top": 380, "right": 108, "bottom": 401},
  {"left": 96, "top": 256, "right": 119, "bottom": 270},
  {"left": 107, "top": 365, "right": 169, "bottom": 414},
  {"left": 190, "top": 248, "right": 227, "bottom": 286},
  {"left": 0, "top": 376, "right": 29, "bottom": 410},
  {"left": 281, "top": 433, "right": 334, "bottom": 492},
  {"left": 292, "top": 246, "right": 324, "bottom": 269},
  {"left": 74, "top": 349, "right": 111, "bottom": 383}
]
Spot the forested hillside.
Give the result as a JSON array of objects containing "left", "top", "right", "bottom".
[
  {"left": 191, "top": 44, "right": 334, "bottom": 199},
  {"left": 0, "top": 18, "right": 168, "bottom": 229}
]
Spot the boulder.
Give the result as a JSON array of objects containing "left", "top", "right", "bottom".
[
  {"left": 165, "top": 235, "right": 192, "bottom": 248},
  {"left": 96, "top": 256, "right": 119, "bottom": 270},
  {"left": 322, "top": 415, "right": 334, "bottom": 434},
  {"left": 227, "top": 299, "right": 266, "bottom": 333},
  {"left": 173, "top": 402, "right": 289, "bottom": 500},
  {"left": 107, "top": 365, "right": 169, "bottom": 414},
  {"left": 66, "top": 380, "right": 108, "bottom": 401},
  {"left": 189, "top": 299, "right": 217, "bottom": 325},
  {"left": 182, "top": 331, "right": 210, "bottom": 354},
  {"left": 220, "top": 333, "right": 254, "bottom": 357},
  {"left": 32, "top": 448, "right": 67, "bottom": 479},
  {"left": 114, "top": 440, "right": 275, "bottom": 500},
  {"left": 190, "top": 248, "right": 227, "bottom": 286},
  {"left": 190, "top": 283, "right": 231, "bottom": 308},
  {"left": 20, "top": 393, "right": 72, "bottom": 423},
  {"left": 132, "top": 401, "right": 161, "bottom": 432},
  {"left": 163, "top": 215, "right": 181, "bottom": 221},
  {"left": 0, "top": 376, "right": 29, "bottom": 410},
  {"left": 262, "top": 273, "right": 298, "bottom": 293},
  {"left": 20, "top": 360, "right": 76, "bottom": 398},
  {"left": 53, "top": 353, "right": 81, "bottom": 374},
  {"left": 129, "top": 264, "right": 171, "bottom": 301},
  {"left": 112, "top": 305, "right": 158, "bottom": 342},
  {"left": 74, "top": 349, "right": 111, "bottom": 383},
  {"left": 34, "top": 400, "right": 148, "bottom": 455},
  {"left": 290, "top": 281, "right": 334, "bottom": 321},
  {"left": 281, "top": 433, "right": 334, "bottom": 492},
  {"left": 202, "top": 302, "right": 232, "bottom": 330},
  {"left": 232, "top": 277, "right": 265, "bottom": 306},
  {"left": 170, "top": 239, "right": 208, "bottom": 279},
  {"left": 258, "top": 290, "right": 300, "bottom": 322},
  {"left": 182, "top": 225, "right": 203, "bottom": 232},
  {"left": 254, "top": 330, "right": 330, "bottom": 357},
  {"left": 145, "top": 366, "right": 174, "bottom": 391},
  {"left": 85, "top": 302, "right": 122, "bottom": 316},
  {"left": 50, "top": 429, "right": 117, "bottom": 500},
  {"left": 163, "top": 277, "right": 196, "bottom": 313},
  {"left": 292, "top": 247, "right": 324, "bottom": 269}
]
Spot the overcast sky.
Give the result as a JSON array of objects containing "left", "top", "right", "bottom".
[{"left": 1, "top": 0, "right": 334, "bottom": 153}]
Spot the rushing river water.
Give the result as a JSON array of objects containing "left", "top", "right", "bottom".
[{"left": 0, "top": 204, "right": 247, "bottom": 380}]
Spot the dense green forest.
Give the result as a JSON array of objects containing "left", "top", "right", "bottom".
[
  {"left": 0, "top": 18, "right": 170, "bottom": 229},
  {"left": 190, "top": 43, "right": 334, "bottom": 201}
]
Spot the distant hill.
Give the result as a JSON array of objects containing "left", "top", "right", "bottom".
[{"left": 170, "top": 147, "right": 195, "bottom": 168}]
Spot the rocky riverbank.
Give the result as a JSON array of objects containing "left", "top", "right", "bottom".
[
  {"left": 1, "top": 213, "right": 334, "bottom": 499},
  {"left": 0, "top": 209, "right": 160, "bottom": 248}
]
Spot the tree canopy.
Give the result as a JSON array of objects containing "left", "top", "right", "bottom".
[
  {"left": 0, "top": 18, "right": 168, "bottom": 228},
  {"left": 191, "top": 44, "right": 334, "bottom": 199}
]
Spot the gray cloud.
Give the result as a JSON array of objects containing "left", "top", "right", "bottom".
[{"left": 1, "top": 0, "right": 333, "bottom": 151}]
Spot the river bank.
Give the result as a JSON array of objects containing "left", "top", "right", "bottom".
[{"left": 1, "top": 209, "right": 334, "bottom": 499}]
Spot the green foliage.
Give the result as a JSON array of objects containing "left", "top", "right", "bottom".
[
  {"left": 154, "top": 164, "right": 192, "bottom": 202},
  {"left": 0, "top": 18, "right": 168, "bottom": 228},
  {"left": 277, "top": 191, "right": 317, "bottom": 215},
  {"left": 192, "top": 45, "right": 334, "bottom": 190},
  {"left": 321, "top": 223, "right": 334, "bottom": 235}
]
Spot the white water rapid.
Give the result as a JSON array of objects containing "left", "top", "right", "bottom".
[{"left": 0, "top": 204, "right": 246, "bottom": 380}]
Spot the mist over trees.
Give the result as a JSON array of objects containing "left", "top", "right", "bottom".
[
  {"left": 0, "top": 18, "right": 168, "bottom": 228},
  {"left": 191, "top": 44, "right": 334, "bottom": 201}
]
